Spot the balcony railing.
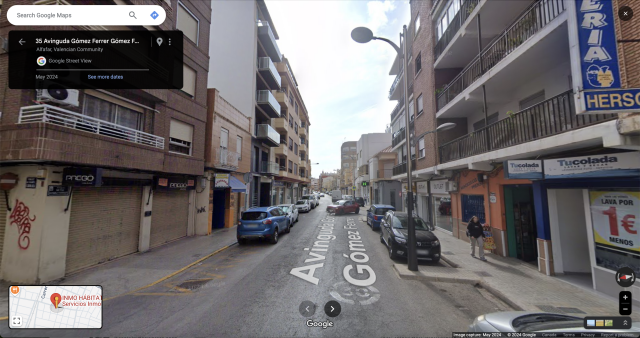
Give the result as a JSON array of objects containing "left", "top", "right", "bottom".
[
  {"left": 214, "top": 148, "right": 239, "bottom": 170},
  {"left": 261, "top": 161, "right": 280, "bottom": 175},
  {"left": 256, "top": 90, "right": 281, "bottom": 118},
  {"left": 388, "top": 68, "right": 404, "bottom": 100},
  {"left": 434, "top": 0, "right": 481, "bottom": 61},
  {"left": 438, "top": 90, "right": 617, "bottom": 163},
  {"left": 257, "top": 57, "right": 282, "bottom": 89},
  {"left": 392, "top": 127, "right": 406, "bottom": 148},
  {"left": 436, "top": 0, "right": 565, "bottom": 112},
  {"left": 392, "top": 159, "right": 416, "bottom": 176},
  {"left": 390, "top": 98, "right": 405, "bottom": 122},
  {"left": 257, "top": 20, "right": 282, "bottom": 62},
  {"left": 256, "top": 123, "right": 280, "bottom": 147},
  {"left": 18, "top": 104, "right": 164, "bottom": 149}
]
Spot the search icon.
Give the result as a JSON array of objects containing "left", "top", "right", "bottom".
[{"left": 129, "top": 11, "right": 136, "bottom": 19}]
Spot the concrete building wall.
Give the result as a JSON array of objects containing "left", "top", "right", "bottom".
[{"left": 208, "top": 0, "right": 257, "bottom": 118}]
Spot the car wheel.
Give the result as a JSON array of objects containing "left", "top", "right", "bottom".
[
  {"left": 238, "top": 239, "right": 247, "bottom": 245},
  {"left": 338, "top": 209, "right": 344, "bottom": 215},
  {"left": 354, "top": 208, "right": 359, "bottom": 214},
  {"left": 380, "top": 232, "right": 384, "bottom": 244},
  {"left": 285, "top": 222, "right": 291, "bottom": 234},
  {"left": 431, "top": 257, "right": 441, "bottom": 264},
  {"left": 388, "top": 241, "right": 398, "bottom": 259},
  {"left": 270, "top": 228, "right": 279, "bottom": 244}
]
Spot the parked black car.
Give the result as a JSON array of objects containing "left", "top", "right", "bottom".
[
  {"left": 355, "top": 197, "right": 365, "bottom": 206},
  {"left": 380, "top": 211, "right": 440, "bottom": 262}
]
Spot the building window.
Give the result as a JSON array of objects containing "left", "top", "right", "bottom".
[
  {"left": 436, "top": 0, "right": 461, "bottom": 41},
  {"left": 415, "top": 53, "right": 421, "bottom": 75},
  {"left": 343, "top": 163, "right": 349, "bottom": 168},
  {"left": 220, "top": 128, "right": 229, "bottom": 149},
  {"left": 350, "top": 147, "right": 356, "bottom": 151},
  {"left": 294, "top": 143, "right": 298, "bottom": 155},
  {"left": 473, "top": 112, "right": 500, "bottom": 131},
  {"left": 289, "top": 115, "right": 294, "bottom": 127},
  {"left": 289, "top": 91, "right": 294, "bottom": 105},
  {"left": 289, "top": 137, "right": 293, "bottom": 150},
  {"left": 169, "top": 119, "right": 193, "bottom": 155},
  {"left": 418, "top": 137, "right": 425, "bottom": 158},
  {"left": 414, "top": 14, "right": 420, "bottom": 36},
  {"left": 294, "top": 122, "right": 298, "bottom": 134},
  {"left": 236, "top": 136, "right": 242, "bottom": 160},
  {"left": 408, "top": 99, "right": 414, "bottom": 118},
  {"left": 417, "top": 94, "right": 424, "bottom": 116},
  {"left": 342, "top": 147, "right": 349, "bottom": 152},
  {"left": 182, "top": 63, "right": 197, "bottom": 97},
  {"left": 83, "top": 94, "right": 143, "bottom": 130},
  {"left": 295, "top": 101, "right": 299, "bottom": 115},
  {"left": 288, "top": 160, "right": 293, "bottom": 173},
  {"left": 177, "top": 1, "right": 199, "bottom": 45}
]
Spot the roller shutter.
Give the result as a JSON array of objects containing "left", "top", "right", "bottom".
[
  {"left": 0, "top": 192, "right": 6, "bottom": 272},
  {"left": 66, "top": 186, "right": 142, "bottom": 273},
  {"left": 150, "top": 190, "right": 189, "bottom": 248}
]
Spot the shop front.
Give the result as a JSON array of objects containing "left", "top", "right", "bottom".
[
  {"left": 533, "top": 151, "right": 640, "bottom": 304},
  {"left": 430, "top": 179, "right": 453, "bottom": 233},
  {"left": 150, "top": 176, "right": 196, "bottom": 248}
]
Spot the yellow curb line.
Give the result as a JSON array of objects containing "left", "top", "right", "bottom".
[
  {"left": 103, "top": 242, "right": 237, "bottom": 301},
  {"left": 0, "top": 244, "right": 238, "bottom": 322}
]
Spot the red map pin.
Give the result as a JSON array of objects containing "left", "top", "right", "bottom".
[{"left": 50, "top": 293, "right": 62, "bottom": 309}]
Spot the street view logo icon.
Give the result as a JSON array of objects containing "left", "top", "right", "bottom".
[
  {"left": 150, "top": 11, "right": 159, "bottom": 20},
  {"left": 37, "top": 56, "right": 46, "bottom": 66}
]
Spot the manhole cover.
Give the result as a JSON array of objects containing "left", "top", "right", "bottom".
[
  {"left": 442, "top": 251, "right": 455, "bottom": 255},
  {"left": 557, "top": 307, "right": 586, "bottom": 314},
  {"left": 177, "top": 278, "right": 213, "bottom": 291},
  {"left": 474, "top": 271, "right": 492, "bottom": 277}
]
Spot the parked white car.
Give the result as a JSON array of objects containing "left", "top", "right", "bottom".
[
  {"left": 278, "top": 204, "right": 299, "bottom": 225},
  {"left": 295, "top": 200, "right": 311, "bottom": 212},
  {"left": 301, "top": 194, "right": 318, "bottom": 209}
]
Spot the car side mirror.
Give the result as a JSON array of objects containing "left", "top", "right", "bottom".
[{"left": 367, "top": 208, "right": 371, "bottom": 212}]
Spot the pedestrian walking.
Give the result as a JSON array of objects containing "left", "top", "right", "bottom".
[{"left": 467, "top": 216, "right": 486, "bottom": 261}]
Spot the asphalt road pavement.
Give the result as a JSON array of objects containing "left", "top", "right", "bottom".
[{"left": 3, "top": 196, "right": 508, "bottom": 337}]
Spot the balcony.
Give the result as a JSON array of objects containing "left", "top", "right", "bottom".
[
  {"left": 392, "top": 127, "right": 406, "bottom": 148},
  {"left": 256, "top": 90, "right": 281, "bottom": 118},
  {"left": 438, "top": 90, "right": 617, "bottom": 163},
  {"left": 274, "top": 142, "right": 288, "bottom": 156},
  {"left": 257, "top": 57, "right": 281, "bottom": 90},
  {"left": 300, "top": 142, "right": 307, "bottom": 153},
  {"left": 392, "top": 158, "right": 416, "bottom": 176},
  {"left": 257, "top": 20, "right": 282, "bottom": 63},
  {"left": 214, "top": 148, "right": 239, "bottom": 171},
  {"left": 434, "top": 0, "right": 481, "bottom": 61},
  {"left": 256, "top": 124, "right": 280, "bottom": 147},
  {"left": 272, "top": 117, "right": 288, "bottom": 134},
  {"left": 436, "top": 0, "right": 566, "bottom": 112},
  {"left": 18, "top": 104, "right": 164, "bottom": 149},
  {"left": 299, "top": 161, "right": 307, "bottom": 169},
  {"left": 299, "top": 125, "right": 307, "bottom": 137},
  {"left": 278, "top": 168, "right": 290, "bottom": 179},
  {"left": 261, "top": 161, "right": 280, "bottom": 176},
  {"left": 390, "top": 98, "right": 405, "bottom": 122},
  {"left": 388, "top": 68, "right": 404, "bottom": 100}
]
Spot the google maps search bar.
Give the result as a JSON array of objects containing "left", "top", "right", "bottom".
[{"left": 7, "top": 5, "right": 166, "bottom": 26}]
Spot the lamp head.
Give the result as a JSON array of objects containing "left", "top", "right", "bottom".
[
  {"left": 436, "top": 123, "right": 457, "bottom": 132},
  {"left": 351, "top": 27, "right": 374, "bottom": 44}
]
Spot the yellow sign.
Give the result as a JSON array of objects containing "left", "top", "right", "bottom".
[{"left": 590, "top": 191, "right": 640, "bottom": 253}]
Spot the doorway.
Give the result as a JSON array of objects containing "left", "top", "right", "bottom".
[
  {"left": 504, "top": 185, "right": 538, "bottom": 263},
  {"left": 389, "top": 189, "right": 396, "bottom": 209},
  {"left": 260, "top": 182, "right": 271, "bottom": 207},
  {"left": 212, "top": 189, "right": 226, "bottom": 229}
]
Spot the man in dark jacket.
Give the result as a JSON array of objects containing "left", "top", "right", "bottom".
[{"left": 467, "top": 216, "right": 486, "bottom": 261}]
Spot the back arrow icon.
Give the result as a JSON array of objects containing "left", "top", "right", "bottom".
[
  {"left": 19, "top": 39, "right": 25, "bottom": 46},
  {"left": 305, "top": 306, "right": 309, "bottom": 312}
]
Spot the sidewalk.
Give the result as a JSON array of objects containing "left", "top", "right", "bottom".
[
  {"left": 1, "top": 227, "right": 238, "bottom": 318},
  {"left": 393, "top": 227, "right": 640, "bottom": 320}
]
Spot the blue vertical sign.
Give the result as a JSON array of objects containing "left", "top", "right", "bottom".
[{"left": 575, "top": 0, "right": 621, "bottom": 90}]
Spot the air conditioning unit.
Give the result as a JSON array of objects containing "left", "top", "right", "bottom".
[
  {"left": 444, "top": 181, "right": 458, "bottom": 192},
  {"left": 37, "top": 84, "right": 80, "bottom": 107}
]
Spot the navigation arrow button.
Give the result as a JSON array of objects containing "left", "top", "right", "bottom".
[
  {"left": 324, "top": 300, "right": 341, "bottom": 317},
  {"left": 19, "top": 39, "right": 25, "bottom": 46}
]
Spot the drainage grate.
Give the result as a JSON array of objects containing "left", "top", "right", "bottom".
[
  {"left": 557, "top": 307, "right": 586, "bottom": 314},
  {"left": 442, "top": 251, "right": 455, "bottom": 255},
  {"left": 177, "top": 278, "right": 213, "bottom": 291},
  {"left": 474, "top": 271, "right": 492, "bottom": 277}
]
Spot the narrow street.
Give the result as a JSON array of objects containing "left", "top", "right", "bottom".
[{"left": 3, "top": 197, "right": 507, "bottom": 337}]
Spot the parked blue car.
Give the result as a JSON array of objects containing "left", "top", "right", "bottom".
[
  {"left": 366, "top": 204, "right": 396, "bottom": 230},
  {"left": 237, "top": 207, "right": 290, "bottom": 245}
]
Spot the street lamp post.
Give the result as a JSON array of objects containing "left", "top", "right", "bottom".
[{"left": 351, "top": 26, "right": 457, "bottom": 272}]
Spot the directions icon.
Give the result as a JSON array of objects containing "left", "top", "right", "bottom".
[
  {"left": 151, "top": 11, "right": 159, "bottom": 20},
  {"left": 616, "top": 267, "right": 636, "bottom": 287}
]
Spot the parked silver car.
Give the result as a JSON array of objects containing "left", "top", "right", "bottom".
[
  {"left": 469, "top": 311, "right": 640, "bottom": 333},
  {"left": 277, "top": 204, "right": 299, "bottom": 225}
]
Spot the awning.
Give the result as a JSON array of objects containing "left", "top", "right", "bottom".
[{"left": 229, "top": 175, "right": 247, "bottom": 193}]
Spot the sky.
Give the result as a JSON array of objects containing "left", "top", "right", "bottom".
[{"left": 265, "top": 0, "right": 410, "bottom": 177}]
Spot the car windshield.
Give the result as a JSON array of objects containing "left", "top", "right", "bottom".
[
  {"left": 512, "top": 314, "right": 583, "bottom": 332},
  {"left": 374, "top": 208, "right": 392, "bottom": 216},
  {"left": 392, "top": 215, "right": 432, "bottom": 230},
  {"left": 241, "top": 212, "right": 268, "bottom": 221},
  {"left": 334, "top": 200, "right": 346, "bottom": 205},
  {"left": 280, "top": 206, "right": 290, "bottom": 212},
  {"left": 296, "top": 201, "right": 307, "bottom": 205},
  {"left": 301, "top": 196, "right": 310, "bottom": 200}
]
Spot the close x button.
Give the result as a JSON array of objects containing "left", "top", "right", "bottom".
[{"left": 620, "top": 291, "right": 632, "bottom": 316}]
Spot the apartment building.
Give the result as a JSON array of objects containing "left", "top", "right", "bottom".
[
  {"left": 354, "top": 133, "right": 392, "bottom": 200},
  {"left": 369, "top": 146, "right": 402, "bottom": 210},
  {"left": 272, "top": 56, "right": 312, "bottom": 204},
  {"left": 400, "top": 0, "right": 640, "bottom": 302},
  {"left": 340, "top": 141, "right": 357, "bottom": 195},
  {"left": 0, "top": 0, "right": 210, "bottom": 283},
  {"left": 208, "top": 1, "right": 310, "bottom": 208}
]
